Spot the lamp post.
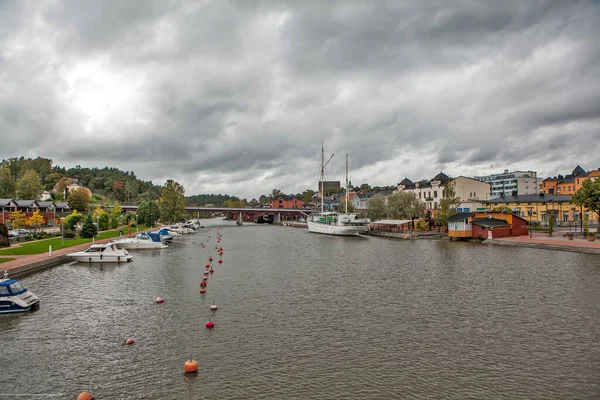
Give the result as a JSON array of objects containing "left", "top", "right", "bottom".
[
  {"left": 136, "top": 214, "right": 139, "bottom": 233},
  {"left": 571, "top": 207, "right": 577, "bottom": 235},
  {"left": 527, "top": 207, "right": 533, "bottom": 238},
  {"left": 96, "top": 215, "right": 100, "bottom": 238}
]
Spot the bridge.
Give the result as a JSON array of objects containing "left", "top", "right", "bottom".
[{"left": 120, "top": 205, "right": 314, "bottom": 225}]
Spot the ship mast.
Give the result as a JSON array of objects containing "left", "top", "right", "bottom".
[
  {"left": 345, "top": 154, "right": 349, "bottom": 214},
  {"left": 321, "top": 141, "right": 324, "bottom": 214}
]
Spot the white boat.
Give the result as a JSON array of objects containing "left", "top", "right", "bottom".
[
  {"left": 112, "top": 232, "right": 168, "bottom": 250},
  {"left": 0, "top": 270, "right": 40, "bottom": 314},
  {"left": 307, "top": 144, "right": 370, "bottom": 236},
  {"left": 67, "top": 243, "right": 133, "bottom": 263}
]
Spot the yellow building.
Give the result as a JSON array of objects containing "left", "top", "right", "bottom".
[{"left": 484, "top": 194, "right": 596, "bottom": 226}]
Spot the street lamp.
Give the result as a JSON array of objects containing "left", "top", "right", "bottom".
[
  {"left": 96, "top": 215, "right": 100, "bottom": 238},
  {"left": 136, "top": 214, "right": 138, "bottom": 233},
  {"left": 527, "top": 207, "right": 533, "bottom": 238}
]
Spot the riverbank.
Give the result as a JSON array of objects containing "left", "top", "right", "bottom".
[{"left": 485, "top": 234, "right": 600, "bottom": 255}]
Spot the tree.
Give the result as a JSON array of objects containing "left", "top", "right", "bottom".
[
  {"left": 436, "top": 180, "right": 461, "bottom": 227},
  {"left": 67, "top": 188, "right": 91, "bottom": 212},
  {"left": 92, "top": 208, "right": 109, "bottom": 230},
  {"left": 79, "top": 215, "right": 98, "bottom": 238},
  {"left": 0, "top": 223, "right": 9, "bottom": 248},
  {"left": 137, "top": 200, "right": 160, "bottom": 227},
  {"left": 301, "top": 189, "right": 316, "bottom": 203},
  {"left": 63, "top": 210, "right": 84, "bottom": 231},
  {"left": 338, "top": 197, "right": 356, "bottom": 213},
  {"left": 547, "top": 211, "right": 556, "bottom": 236},
  {"left": 16, "top": 169, "right": 43, "bottom": 200},
  {"left": 109, "top": 202, "right": 123, "bottom": 229},
  {"left": 0, "top": 167, "right": 16, "bottom": 197},
  {"left": 366, "top": 194, "right": 386, "bottom": 221},
  {"left": 385, "top": 192, "right": 425, "bottom": 220},
  {"left": 573, "top": 178, "right": 600, "bottom": 224},
  {"left": 9, "top": 210, "right": 27, "bottom": 230},
  {"left": 27, "top": 210, "right": 45, "bottom": 234},
  {"left": 159, "top": 179, "right": 186, "bottom": 223}
]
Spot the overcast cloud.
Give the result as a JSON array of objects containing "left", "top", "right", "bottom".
[{"left": 1, "top": 0, "right": 599, "bottom": 199}]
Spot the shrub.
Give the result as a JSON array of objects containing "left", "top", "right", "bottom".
[{"left": 63, "top": 229, "right": 76, "bottom": 239}]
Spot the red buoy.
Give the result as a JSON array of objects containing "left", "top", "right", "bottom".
[
  {"left": 209, "top": 257, "right": 212, "bottom": 261},
  {"left": 209, "top": 269, "right": 214, "bottom": 273},
  {"left": 202, "top": 276, "right": 207, "bottom": 281},
  {"left": 200, "top": 281, "right": 207, "bottom": 287},
  {"left": 200, "top": 288, "right": 206, "bottom": 294},
  {"left": 123, "top": 338, "right": 135, "bottom": 345},
  {"left": 205, "top": 263, "right": 210, "bottom": 268},
  {"left": 154, "top": 297, "right": 164, "bottom": 303},
  {"left": 206, "top": 320, "right": 215, "bottom": 328},
  {"left": 218, "top": 259, "right": 222, "bottom": 264}
]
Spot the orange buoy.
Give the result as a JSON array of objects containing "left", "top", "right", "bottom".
[
  {"left": 205, "top": 263, "right": 210, "bottom": 268},
  {"left": 184, "top": 359, "right": 198, "bottom": 374},
  {"left": 77, "top": 392, "right": 95, "bottom": 400},
  {"left": 123, "top": 338, "right": 135, "bottom": 345},
  {"left": 200, "top": 288, "right": 206, "bottom": 294}
]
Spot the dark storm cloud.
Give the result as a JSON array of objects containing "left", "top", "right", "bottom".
[{"left": 1, "top": 0, "right": 599, "bottom": 198}]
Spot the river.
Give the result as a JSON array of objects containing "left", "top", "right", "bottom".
[{"left": 1, "top": 219, "right": 599, "bottom": 399}]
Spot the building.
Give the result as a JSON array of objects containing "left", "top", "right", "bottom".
[
  {"left": 448, "top": 211, "right": 529, "bottom": 240},
  {"left": 474, "top": 169, "right": 541, "bottom": 198},
  {"left": 396, "top": 172, "right": 450, "bottom": 217},
  {"left": 540, "top": 166, "right": 600, "bottom": 195},
  {"left": 0, "top": 199, "right": 71, "bottom": 228},
  {"left": 269, "top": 195, "right": 304, "bottom": 209},
  {"left": 352, "top": 189, "right": 395, "bottom": 212},
  {"left": 484, "top": 193, "right": 596, "bottom": 226},
  {"left": 452, "top": 176, "right": 491, "bottom": 213}
]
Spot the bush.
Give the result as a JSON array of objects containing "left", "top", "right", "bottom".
[{"left": 63, "top": 229, "right": 76, "bottom": 239}]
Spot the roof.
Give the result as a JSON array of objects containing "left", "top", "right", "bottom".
[
  {"left": 371, "top": 219, "right": 413, "bottom": 225},
  {"left": 485, "top": 194, "right": 572, "bottom": 203},
  {"left": 0, "top": 199, "right": 13, "bottom": 207},
  {"left": 433, "top": 172, "right": 450, "bottom": 183},
  {"left": 14, "top": 200, "right": 36, "bottom": 207},
  {"left": 572, "top": 165, "right": 586, "bottom": 176},
  {"left": 398, "top": 178, "right": 415, "bottom": 187},
  {"left": 447, "top": 212, "right": 477, "bottom": 223},
  {"left": 472, "top": 218, "right": 511, "bottom": 228},
  {"left": 53, "top": 202, "right": 70, "bottom": 209},
  {"left": 36, "top": 201, "right": 54, "bottom": 208}
]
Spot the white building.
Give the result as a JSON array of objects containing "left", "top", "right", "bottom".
[
  {"left": 452, "top": 176, "right": 491, "bottom": 212},
  {"left": 474, "top": 169, "right": 541, "bottom": 199}
]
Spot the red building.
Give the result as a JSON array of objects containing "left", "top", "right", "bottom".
[
  {"left": 269, "top": 195, "right": 304, "bottom": 209},
  {"left": 448, "top": 211, "right": 529, "bottom": 240}
]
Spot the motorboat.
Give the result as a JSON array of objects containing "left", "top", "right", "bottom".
[
  {"left": 157, "top": 229, "right": 174, "bottom": 243},
  {"left": 67, "top": 243, "right": 133, "bottom": 263},
  {"left": 0, "top": 270, "right": 40, "bottom": 314},
  {"left": 112, "top": 232, "right": 168, "bottom": 250}
]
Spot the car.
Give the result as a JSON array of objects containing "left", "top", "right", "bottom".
[{"left": 9, "top": 229, "right": 30, "bottom": 237}]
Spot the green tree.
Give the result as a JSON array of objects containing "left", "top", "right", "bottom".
[
  {"left": 0, "top": 167, "right": 16, "bottom": 197},
  {"left": 92, "top": 208, "right": 109, "bottom": 230},
  {"left": 67, "top": 188, "right": 91, "bottom": 212},
  {"left": 547, "top": 211, "right": 555, "bottom": 236},
  {"left": 385, "top": 192, "right": 425, "bottom": 220},
  {"left": 436, "top": 180, "right": 461, "bottom": 227},
  {"left": 301, "top": 189, "right": 316, "bottom": 203},
  {"left": 366, "top": 194, "right": 386, "bottom": 221},
  {"left": 573, "top": 178, "right": 600, "bottom": 224},
  {"left": 63, "top": 211, "right": 84, "bottom": 231},
  {"left": 79, "top": 215, "right": 98, "bottom": 238},
  {"left": 0, "top": 223, "right": 10, "bottom": 248},
  {"left": 338, "top": 197, "right": 356, "bottom": 213},
  {"left": 159, "top": 179, "right": 186, "bottom": 223},
  {"left": 492, "top": 205, "right": 513, "bottom": 213},
  {"left": 137, "top": 200, "right": 160, "bottom": 227},
  {"left": 109, "top": 201, "right": 123, "bottom": 229},
  {"left": 16, "top": 169, "right": 43, "bottom": 200}
]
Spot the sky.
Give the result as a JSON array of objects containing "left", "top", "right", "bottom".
[{"left": 1, "top": 1, "right": 599, "bottom": 200}]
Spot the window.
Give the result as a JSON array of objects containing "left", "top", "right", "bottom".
[
  {"left": 434, "top": 202, "right": 438, "bottom": 209},
  {"left": 469, "top": 192, "right": 472, "bottom": 197},
  {"left": 434, "top": 191, "right": 438, "bottom": 198}
]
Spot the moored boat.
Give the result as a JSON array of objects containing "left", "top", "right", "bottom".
[
  {"left": 112, "top": 232, "right": 168, "bottom": 250},
  {"left": 67, "top": 243, "right": 133, "bottom": 263},
  {"left": 0, "top": 271, "right": 40, "bottom": 314}
]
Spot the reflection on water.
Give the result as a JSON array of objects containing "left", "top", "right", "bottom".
[{"left": 1, "top": 220, "right": 599, "bottom": 399}]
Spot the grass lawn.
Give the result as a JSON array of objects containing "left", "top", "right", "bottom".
[
  {"left": 0, "top": 225, "right": 151, "bottom": 256},
  {"left": 0, "top": 258, "right": 16, "bottom": 263}
]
